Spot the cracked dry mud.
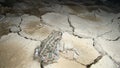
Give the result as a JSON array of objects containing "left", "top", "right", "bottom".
[{"left": 0, "top": 5, "right": 120, "bottom": 68}]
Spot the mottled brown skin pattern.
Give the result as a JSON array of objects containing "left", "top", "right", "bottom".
[{"left": 34, "top": 31, "right": 62, "bottom": 68}]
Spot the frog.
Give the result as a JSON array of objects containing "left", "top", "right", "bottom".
[{"left": 34, "top": 30, "right": 62, "bottom": 67}]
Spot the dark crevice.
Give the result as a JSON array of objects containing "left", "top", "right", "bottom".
[
  {"left": 87, "top": 55, "right": 102, "bottom": 68},
  {"left": 17, "top": 28, "right": 40, "bottom": 41},
  {"left": 97, "top": 30, "right": 112, "bottom": 38},
  {"left": 18, "top": 16, "right": 22, "bottom": 32},
  {"left": 93, "top": 38, "right": 120, "bottom": 66},
  {"left": 99, "top": 17, "right": 120, "bottom": 41},
  {"left": 68, "top": 15, "right": 81, "bottom": 38},
  {"left": 91, "top": 38, "right": 119, "bottom": 67},
  {"left": 40, "top": 61, "right": 44, "bottom": 68},
  {"left": 67, "top": 16, "right": 90, "bottom": 39},
  {"left": 118, "top": 17, "right": 120, "bottom": 19},
  {"left": 86, "top": 38, "right": 103, "bottom": 68},
  {"left": 92, "top": 38, "right": 95, "bottom": 46},
  {"left": 68, "top": 16, "right": 75, "bottom": 34},
  {"left": 16, "top": 16, "right": 40, "bottom": 41},
  {"left": 92, "top": 38, "right": 105, "bottom": 55},
  {"left": 72, "top": 34, "right": 83, "bottom": 38},
  {"left": 105, "top": 36, "right": 120, "bottom": 41},
  {"left": 104, "top": 52, "right": 120, "bottom": 66},
  {"left": 72, "top": 33, "right": 92, "bottom": 39}
]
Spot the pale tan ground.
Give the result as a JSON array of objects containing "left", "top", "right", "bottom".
[
  {"left": 20, "top": 14, "right": 54, "bottom": 41},
  {"left": 45, "top": 57, "right": 86, "bottom": 68},
  {"left": 0, "top": 4, "right": 120, "bottom": 68},
  {"left": 0, "top": 33, "right": 40, "bottom": 68},
  {"left": 61, "top": 32, "right": 100, "bottom": 65}
]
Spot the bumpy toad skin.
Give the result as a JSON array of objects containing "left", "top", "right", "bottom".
[{"left": 34, "top": 31, "right": 62, "bottom": 65}]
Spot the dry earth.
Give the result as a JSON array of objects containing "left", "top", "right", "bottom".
[{"left": 0, "top": 3, "right": 120, "bottom": 68}]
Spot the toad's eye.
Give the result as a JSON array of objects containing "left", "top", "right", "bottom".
[{"left": 35, "top": 49, "right": 39, "bottom": 52}]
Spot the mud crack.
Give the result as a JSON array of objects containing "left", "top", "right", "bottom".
[
  {"left": 97, "top": 30, "right": 112, "bottom": 38},
  {"left": 86, "top": 55, "right": 103, "bottom": 68},
  {"left": 67, "top": 16, "right": 84, "bottom": 38},
  {"left": 68, "top": 16, "right": 75, "bottom": 33},
  {"left": 92, "top": 38, "right": 120, "bottom": 66},
  {"left": 16, "top": 16, "right": 40, "bottom": 41}
]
